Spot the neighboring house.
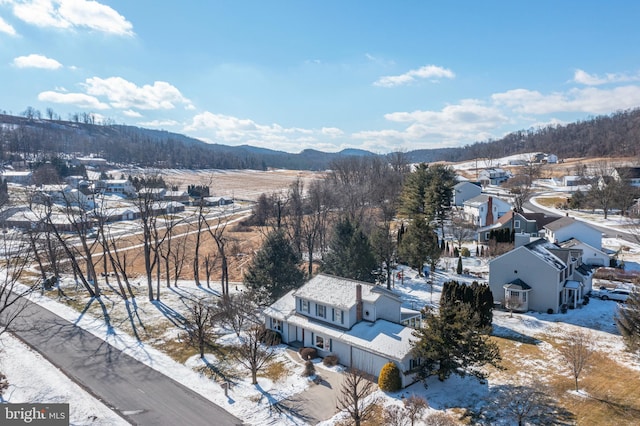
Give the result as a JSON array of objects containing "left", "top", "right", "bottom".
[
  {"left": 478, "top": 168, "right": 509, "bottom": 186},
  {"left": 543, "top": 216, "right": 602, "bottom": 250},
  {"left": 264, "top": 274, "right": 422, "bottom": 388},
  {"left": 1, "top": 170, "right": 32, "bottom": 185},
  {"left": 202, "top": 196, "right": 234, "bottom": 206},
  {"left": 489, "top": 238, "right": 593, "bottom": 313},
  {"left": 562, "top": 175, "right": 583, "bottom": 187},
  {"left": 545, "top": 154, "right": 558, "bottom": 164},
  {"left": 33, "top": 184, "right": 92, "bottom": 208},
  {"left": 463, "top": 195, "right": 511, "bottom": 227},
  {"left": 612, "top": 166, "right": 640, "bottom": 187},
  {"left": 559, "top": 238, "right": 610, "bottom": 267},
  {"left": 453, "top": 181, "right": 482, "bottom": 206},
  {"left": 164, "top": 190, "right": 191, "bottom": 204},
  {"left": 477, "top": 210, "right": 557, "bottom": 243},
  {"left": 138, "top": 187, "right": 167, "bottom": 200},
  {"left": 1, "top": 205, "right": 92, "bottom": 232},
  {"left": 72, "top": 157, "right": 108, "bottom": 168},
  {"left": 95, "top": 179, "right": 137, "bottom": 197}
]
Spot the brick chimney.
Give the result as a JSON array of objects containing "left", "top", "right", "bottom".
[
  {"left": 356, "top": 284, "right": 363, "bottom": 322},
  {"left": 486, "top": 196, "right": 494, "bottom": 225}
]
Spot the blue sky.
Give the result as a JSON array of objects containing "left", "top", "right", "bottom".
[{"left": 3, "top": 1, "right": 640, "bottom": 154}]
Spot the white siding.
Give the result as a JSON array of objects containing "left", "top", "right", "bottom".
[{"left": 351, "top": 347, "right": 390, "bottom": 381}]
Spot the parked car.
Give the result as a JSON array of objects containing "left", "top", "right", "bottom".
[{"left": 600, "top": 288, "right": 630, "bottom": 302}]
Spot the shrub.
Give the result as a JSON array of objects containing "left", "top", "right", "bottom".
[
  {"left": 302, "top": 360, "right": 316, "bottom": 377},
  {"left": 259, "top": 329, "right": 281, "bottom": 346},
  {"left": 460, "top": 247, "right": 470, "bottom": 257},
  {"left": 322, "top": 354, "right": 339, "bottom": 367},
  {"left": 299, "top": 347, "right": 318, "bottom": 361},
  {"left": 378, "top": 362, "right": 402, "bottom": 392}
]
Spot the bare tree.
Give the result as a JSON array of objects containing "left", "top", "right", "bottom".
[
  {"left": 206, "top": 212, "right": 234, "bottom": 298},
  {"left": 492, "top": 381, "right": 567, "bottom": 426},
  {"left": 0, "top": 231, "right": 35, "bottom": 336},
  {"left": 449, "top": 207, "right": 476, "bottom": 249},
  {"left": 336, "top": 368, "right": 377, "bottom": 426},
  {"left": 216, "top": 292, "right": 259, "bottom": 337},
  {"left": 232, "top": 324, "right": 276, "bottom": 385},
  {"left": 557, "top": 330, "right": 594, "bottom": 392},
  {"left": 383, "top": 405, "right": 408, "bottom": 426},
  {"left": 403, "top": 395, "right": 428, "bottom": 426},
  {"left": 184, "top": 298, "right": 217, "bottom": 359}
]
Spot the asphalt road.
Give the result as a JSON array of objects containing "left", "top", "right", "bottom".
[{"left": 7, "top": 299, "right": 243, "bottom": 426}]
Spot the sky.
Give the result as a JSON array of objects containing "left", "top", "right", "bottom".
[{"left": 3, "top": 1, "right": 640, "bottom": 154}]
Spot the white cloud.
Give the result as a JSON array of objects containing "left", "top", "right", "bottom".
[
  {"left": 573, "top": 69, "right": 640, "bottom": 86},
  {"left": 122, "top": 109, "right": 142, "bottom": 118},
  {"left": 492, "top": 86, "right": 640, "bottom": 114},
  {"left": 37, "top": 90, "right": 109, "bottom": 109},
  {"left": 321, "top": 127, "right": 344, "bottom": 138},
  {"left": 353, "top": 99, "right": 507, "bottom": 149},
  {"left": 374, "top": 64, "right": 455, "bottom": 87},
  {"left": 183, "top": 111, "right": 348, "bottom": 152},
  {"left": 0, "top": 15, "right": 16, "bottom": 35},
  {"left": 138, "top": 119, "right": 179, "bottom": 127},
  {"left": 83, "top": 76, "right": 193, "bottom": 110},
  {"left": 13, "top": 53, "right": 62, "bottom": 69},
  {"left": 10, "top": 0, "right": 133, "bottom": 36}
]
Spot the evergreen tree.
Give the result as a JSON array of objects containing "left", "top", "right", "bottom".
[
  {"left": 456, "top": 256, "right": 463, "bottom": 274},
  {"left": 411, "top": 304, "right": 502, "bottom": 385},
  {"left": 397, "top": 215, "right": 439, "bottom": 276},
  {"left": 321, "top": 218, "right": 377, "bottom": 282},
  {"left": 244, "top": 230, "right": 305, "bottom": 304},
  {"left": 616, "top": 289, "right": 640, "bottom": 352}
]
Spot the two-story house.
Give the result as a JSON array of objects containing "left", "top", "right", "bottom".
[
  {"left": 264, "top": 274, "right": 422, "bottom": 387},
  {"left": 489, "top": 238, "right": 594, "bottom": 313},
  {"left": 477, "top": 210, "right": 557, "bottom": 243},
  {"left": 94, "top": 179, "right": 137, "bottom": 197},
  {"left": 463, "top": 194, "right": 511, "bottom": 227},
  {"left": 478, "top": 168, "right": 509, "bottom": 186},
  {"left": 543, "top": 216, "right": 603, "bottom": 251}
]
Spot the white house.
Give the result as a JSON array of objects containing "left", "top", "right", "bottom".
[
  {"left": 612, "top": 166, "right": 640, "bottom": 187},
  {"left": 545, "top": 154, "right": 558, "bottom": 164},
  {"left": 489, "top": 238, "right": 593, "bottom": 313},
  {"left": 478, "top": 168, "right": 509, "bottom": 186},
  {"left": 559, "top": 238, "right": 610, "bottom": 267},
  {"left": 463, "top": 194, "right": 511, "bottom": 227},
  {"left": 95, "top": 179, "right": 137, "bottom": 197},
  {"left": 453, "top": 181, "right": 482, "bottom": 206},
  {"left": 543, "top": 216, "right": 602, "bottom": 250},
  {"left": 264, "top": 274, "right": 422, "bottom": 387},
  {"left": 1, "top": 170, "right": 32, "bottom": 185}
]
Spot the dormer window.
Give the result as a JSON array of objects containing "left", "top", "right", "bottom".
[
  {"left": 334, "top": 309, "right": 343, "bottom": 324},
  {"left": 300, "top": 299, "right": 309, "bottom": 313},
  {"left": 316, "top": 304, "right": 326, "bottom": 318}
]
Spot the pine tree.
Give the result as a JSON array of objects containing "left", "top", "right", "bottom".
[
  {"left": 456, "top": 256, "right": 463, "bottom": 274},
  {"left": 244, "top": 230, "right": 305, "bottom": 304},
  {"left": 411, "top": 304, "right": 502, "bottom": 384},
  {"left": 321, "top": 218, "right": 377, "bottom": 282},
  {"left": 398, "top": 215, "right": 439, "bottom": 275}
]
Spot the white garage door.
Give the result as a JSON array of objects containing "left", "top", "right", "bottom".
[{"left": 351, "top": 347, "right": 390, "bottom": 380}]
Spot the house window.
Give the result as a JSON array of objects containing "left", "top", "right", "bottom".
[
  {"left": 522, "top": 292, "right": 527, "bottom": 303},
  {"left": 271, "top": 318, "right": 282, "bottom": 331},
  {"left": 316, "top": 304, "right": 326, "bottom": 318},
  {"left": 300, "top": 299, "right": 309, "bottom": 313},
  {"left": 510, "top": 290, "right": 520, "bottom": 299},
  {"left": 514, "top": 220, "right": 521, "bottom": 229},
  {"left": 315, "top": 334, "right": 329, "bottom": 350},
  {"left": 334, "top": 309, "right": 343, "bottom": 324},
  {"left": 410, "top": 358, "right": 421, "bottom": 369}
]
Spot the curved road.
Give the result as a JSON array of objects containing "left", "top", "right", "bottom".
[{"left": 8, "top": 299, "right": 243, "bottom": 426}]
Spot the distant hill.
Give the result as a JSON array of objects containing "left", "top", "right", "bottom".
[{"left": 2, "top": 108, "right": 640, "bottom": 170}]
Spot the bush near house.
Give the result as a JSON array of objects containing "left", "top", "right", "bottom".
[
  {"left": 259, "top": 329, "right": 282, "bottom": 346},
  {"left": 323, "top": 354, "right": 339, "bottom": 367},
  {"left": 378, "top": 362, "right": 402, "bottom": 392},
  {"left": 302, "top": 360, "right": 316, "bottom": 377},
  {"left": 298, "top": 347, "right": 318, "bottom": 361}
]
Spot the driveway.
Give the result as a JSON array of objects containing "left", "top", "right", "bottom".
[{"left": 281, "top": 349, "right": 345, "bottom": 424}]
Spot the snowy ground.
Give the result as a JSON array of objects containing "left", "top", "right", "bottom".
[{"left": 2, "top": 195, "right": 640, "bottom": 425}]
